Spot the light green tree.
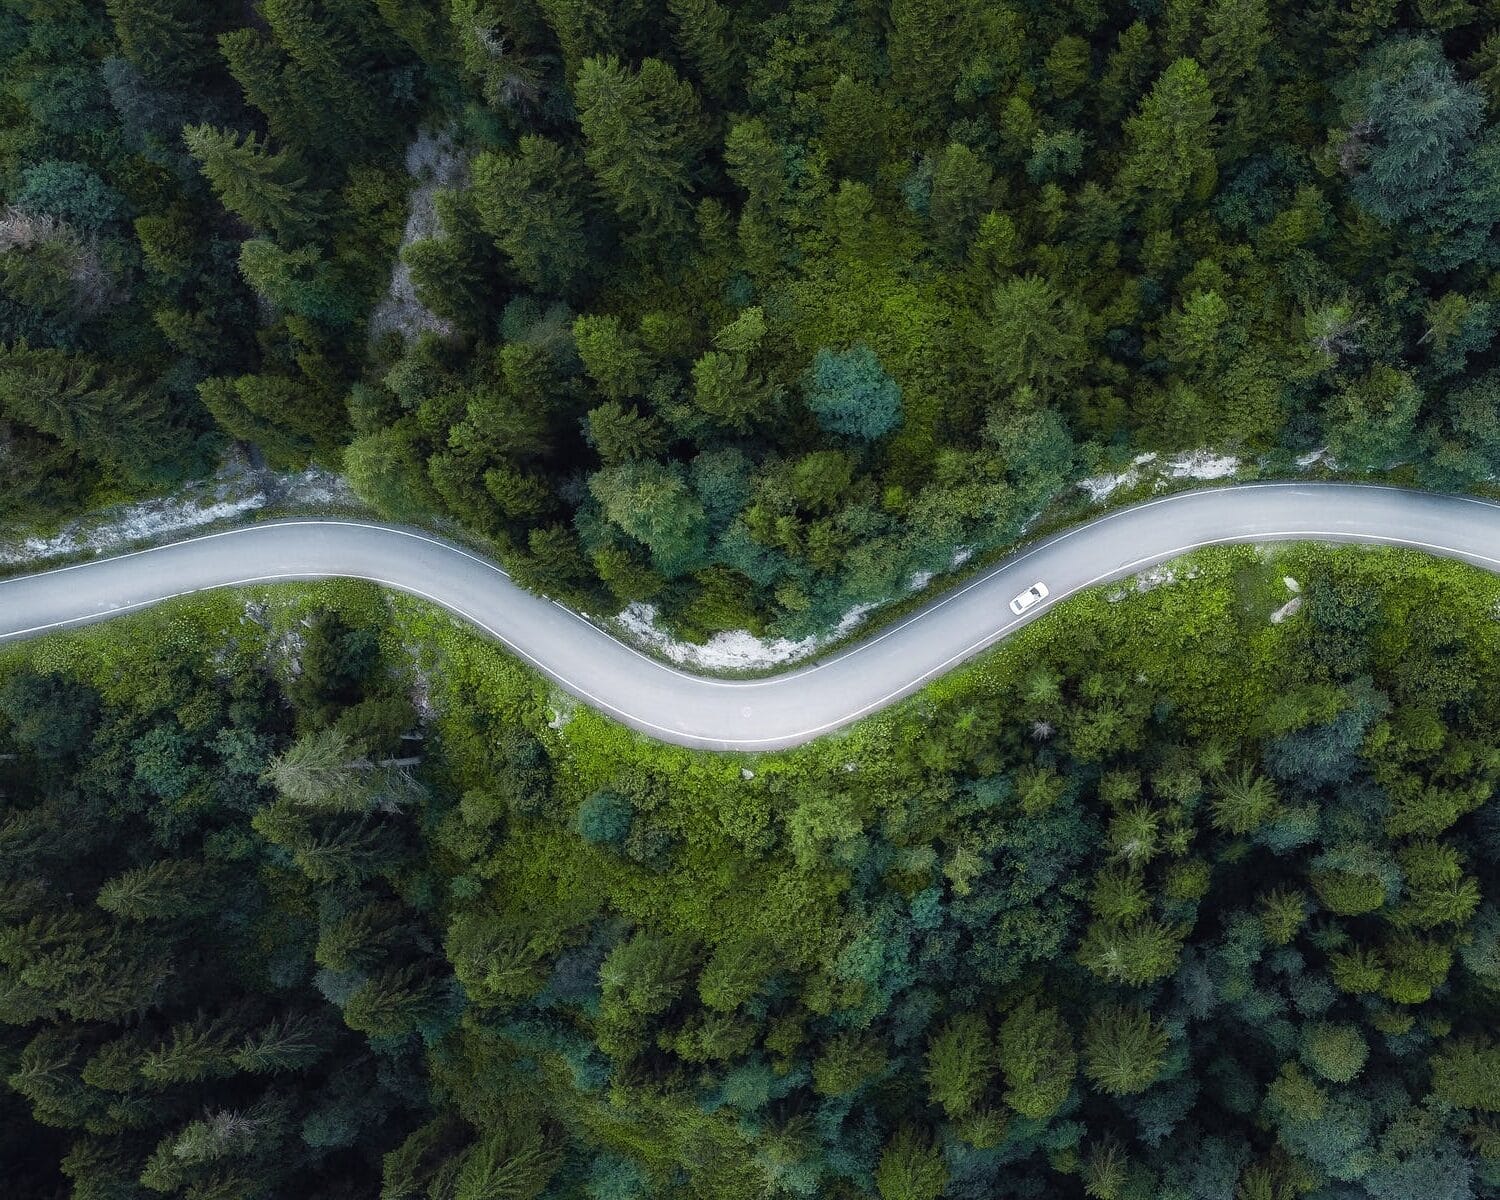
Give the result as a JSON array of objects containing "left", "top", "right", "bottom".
[{"left": 1083, "top": 1005, "right": 1169, "bottom": 1095}]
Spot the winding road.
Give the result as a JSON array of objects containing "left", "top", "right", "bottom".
[{"left": 1, "top": 482, "right": 1496, "bottom": 750}]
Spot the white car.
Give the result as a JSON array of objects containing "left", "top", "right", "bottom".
[{"left": 1009, "top": 581, "right": 1049, "bottom": 616}]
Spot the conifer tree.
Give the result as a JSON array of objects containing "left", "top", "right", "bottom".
[
  {"left": 812, "top": 1029, "right": 888, "bottom": 1096},
  {"left": 218, "top": 28, "right": 311, "bottom": 151},
  {"left": 925, "top": 1013, "right": 996, "bottom": 1118},
  {"left": 586, "top": 402, "right": 668, "bottom": 465},
  {"left": 233, "top": 1012, "right": 331, "bottom": 1075},
  {"left": 184, "top": 126, "right": 322, "bottom": 241},
  {"left": 1117, "top": 58, "right": 1219, "bottom": 213},
  {"left": 1082, "top": 1005, "right": 1169, "bottom": 1095},
  {"left": 453, "top": 1123, "right": 559, "bottom": 1200},
  {"left": 668, "top": 0, "right": 737, "bottom": 104},
  {"left": 574, "top": 315, "right": 650, "bottom": 401},
  {"left": 930, "top": 143, "right": 993, "bottom": 259},
  {"left": 342, "top": 964, "right": 447, "bottom": 1036},
  {"left": 574, "top": 56, "right": 709, "bottom": 242},
  {"left": 140, "top": 1015, "right": 242, "bottom": 1085},
  {"left": 96, "top": 859, "right": 216, "bottom": 922},
  {"left": 875, "top": 1125, "right": 948, "bottom": 1200},
  {"left": 538, "top": 0, "right": 617, "bottom": 80},
  {"left": 983, "top": 275, "right": 1089, "bottom": 394},
  {"left": 888, "top": 0, "right": 977, "bottom": 130},
  {"left": 105, "top": 0, "right": 215, "bottom": 86},
  {"left": 471, "top": 138, "right": 595, "bottom": 296},
  {"left": 997, "top": 997, "right": 1076, "bottom": 1119},
  {"left": 0, "top": 346, "right": 174, "bottom": 483}
]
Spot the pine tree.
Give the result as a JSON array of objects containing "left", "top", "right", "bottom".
[
  {"left": 888, "top": 0, "right": 978, "bottom": 131},
  {"left": 538, "top": 0, "right": 617, "bottom": 80},
  {"left": 1117, "top": 58, "right": 1219, "bottom": 214},
  {"left": 697, "top": 935, "right": 775, "bottom": 1011},
  {"left": 453, "top": 1123, "right": 559, "bottom": 1200},
  {"left": 602, "top": 931, "right": 700, "bottom": 1020},
  {"left": 96, "top": 858, "right": 216, "bottom": 921},
  {"left": 925, "top": 1013, "right": 996, "bottom": 1117},
  {"left": 1393, "top": 840, "right": 1480, "bottom": 930},
  {"left": 315, "top": 899, "right": 406, "bottom": 972},
  {"left": 263, "top": 727, "right": 385, "bottom": 811},
  {"left": 198, "top": 373, "right": 342, "bottom": 467},
  {"left": 982, "top": 274, "right": 1089, "bottom": 394},
  {"left": 1329, "top": 945, "right": 1386, "bottom": 994},
  {"left": 590, "top": 462, "right": 710, "bottom": 577},
  {"left": 997, "top": 997, "right": 1076, "bottom": 1119},
  {"left": 1097, "top": 21, "right": 1153, "bottom": 127},
  {"left": 1259, "top": 889, "right": 1307, "bottom": 945},
  {"left": 139, "top": 1015, "right": 242, "bottom": 1085},
  {"left": 574, "top": 56, "right": 709, "bottom": 242},
  {"left": 1077, "top": 918, "right": 1185, "bottom": 985},
  {"left": 1339, "top": 37, "right": 1483, "bottom": 224},
  {"left": 289, "top": 817, "right": 406, "bottom": 886},
  {"left": 812, "top": 1029, "right": 888, "bottom": 1096},
  {"left": 1301, "top": 1022, "right": 1368, "bottom": 1084},
  {"left": 106, "top": 0, "right": 215, "bottom": 86},
  {"left": 1082, "top": 1138, "right": 1130, "bottom": 1200},
  {"left": 930, "top": 143, "right": 993, "bottom": 259},
  {"left": 0, "top": 346, "right": 175, "bottom": 483},
  {"left": 183, "top": 126, "right": 321, "bottom": 241},
  {"left": 1379, "top": 933, "right": 1452, "bottom": 1004},
  {"left": 875, "top": 1125, "right": 948, "bottom": 1200},
  {"left": 586, "top": 402, "right": 668, "bottom": 465},
  {"left": 668, "top": 0, "right": 737, "bottom": 104},
  {"left": 690, "top": 345, "right": 776, "bottom": 429},
  {"left": 471, "top": 138, "right": 595, "bottom": 296},
  {"left": 260, "top": 0, "right": 390, "bottom": 156},
  {"left": 1210, "top": 768, "right": 1278, "bottom": 834},
  {"left": 1082, "top": 1004, "right": 1169, "bottom": 1095},
  {"left": 445, "top": 911, "right": 556, "bottom": 1007},
  {"left": 1090, "top": 866, "right": 1150, "bottom": 923},
  {"left": 218, "top": 29, "right": 311, "bottom": 152},
  {"left": 574, "top": 315, "right": 651, "bottom": 401},
  {"left": 233, "top": 1012, "right": 331, "bottom": 1074},
  {"left": 1429, "top": 1037, "right": 1500, "bottom": 1111},
  {"left": 238, "top": 240, "right": 358, "bottom": 326},
  {"left": 342, "top": 964, "right": 447, "bottom": 1036},
  {"left": 821, "top": 75, "right": 886, "bottom": 180},
  {"left": 1201, "top": 0, "right": 1271, "bottom": 96}
]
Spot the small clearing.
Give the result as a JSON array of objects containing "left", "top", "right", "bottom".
[{"left": 367, "top": 128, "right": 468, "bottom": 344}]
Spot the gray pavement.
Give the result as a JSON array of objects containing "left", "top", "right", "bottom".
[{"left": 1, "top": 483, "right": 1496, "bottom": 750}]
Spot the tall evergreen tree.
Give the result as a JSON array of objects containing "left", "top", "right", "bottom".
[
  {"left": 471, "top": 138, "right": 596, "bottom": 296},
  {"left": 183, "top": 126, "right": 322, "bottom": 241},
  {"left": 574, "top": 56, "right": 709, "bottom": 244}
]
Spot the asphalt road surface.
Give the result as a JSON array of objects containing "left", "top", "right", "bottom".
[{"left": 2, "top": 483, "right": 1496, "bottom": 750}]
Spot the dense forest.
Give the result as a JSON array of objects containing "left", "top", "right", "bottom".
[
  {"left": 2, "top": 546, "right": 1499, "bottom": 1199},
  {"left": 4, "top": 3, "right": 1500, "bottom": 633}
]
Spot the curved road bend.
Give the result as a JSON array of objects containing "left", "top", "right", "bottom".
[{"left": 0, "top": 483, "right": 1496, "bottom": 751}]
